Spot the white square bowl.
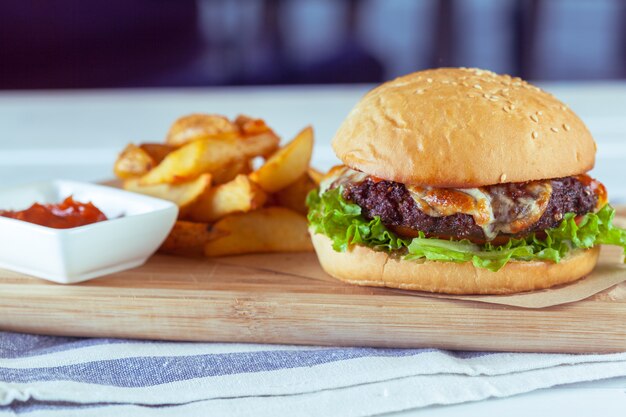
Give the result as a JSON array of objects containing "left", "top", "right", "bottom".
[{"left": 0, "top": 180, "right": 178, "bottom": 284}]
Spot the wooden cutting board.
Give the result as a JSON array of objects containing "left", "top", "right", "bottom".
[{"left": 1, "top": 242, "right": 625, "bottom": 353}]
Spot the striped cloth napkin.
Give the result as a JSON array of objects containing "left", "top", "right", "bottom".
[{"left": 2, "top": 331, "right": 626, "bottom": 416}]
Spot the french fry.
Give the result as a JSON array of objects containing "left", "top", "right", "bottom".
[
  {"left": 249, "top": 126, "right": 313, "bottom": 193},
  {"left": 139, "top": 143, "right": 176, "bottom": 164},
  {"left": 239, "top": 132, "right": 280, "bottom": 159},
  {"left": 234, "top": 114, "right": 272, "bottom": 136},
  {"left": 273, "top": 173, "right": 317, "bottom": 215},
  {"left": 187, "top": 174, "right": 267, "bottom": 222},
  {"left": 124, "top": 173, "right": 212, "bottom": 213},
  {"left": 204, "top": 207, "right": 313, "bottom": 256},
  {"left": 307, "top": 167, "right": 324, "bottom": 186},
  {"left": 166, "top": 114, "right": 238, "bottom": 146},
  {"left": 114, "top": 143, "right": 177, "bottom": 180},
  {"left": 113, "top": 112, "right": 318, "bottom": 259},
  {"left": 159, "top": 220, "right": 224, "bottom": 256},
  {"left": 114, "top": 144, "right": 155, "bottom": 179},
  {"left": 139, "top": 138, "right": 243, "bottom": 185},
  {"left": 140, "top": 134, "right": 280, "bottom": 186},
  {"left": 211, "top": 158, "right": 251, "bottom": 185},
  {"left": 234, "top": 114, "right": 253, "bottom": 127}
]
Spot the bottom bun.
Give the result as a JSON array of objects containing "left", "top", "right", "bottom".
[{"left": 310, "top": 230, "right": 600, "bottom": 295}]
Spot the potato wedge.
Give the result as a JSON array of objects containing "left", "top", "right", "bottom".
[
  {"left": 124, "top": 173, "right": 212, "bottom": 213},
  {"left": 249, "top": 126, "right": 313, "bottom": 192},
  {"left": 114, "top": 143, "right": 177, "bottom": 180},
  {"left": 239, "top": 132, "right": 280, "bottom": 159},
  {"left": 166, "top": 114, "right": 238, "bottom": 146},
  {"left": 139, "top": 143, "right": 176, "bottom": 164},
  {"left": 187, "top": 174, "right": 267, "bottom": 222},
  {"left": 114, "top": 144, "right": 155, "bottom": 179},
  {"left": 307, "top": 167, "right": 324, "bottom": 186},
  {"left": 273, "top": 173, "right": 317, "bottom": 215},
  {"left": 159, "top": 220, "right": 224, "bottom": 256},
  {"left": 211, "top": 157, "right": 251, "bottom": 185},
  {"left": 140, "top": 135, "right": 279, "bottom": 186},
  {"left": 140, "top": 138, "right": 243, "bottom": 185},
  {"left": 204, "top": 207, "right": 313, "bottom": 256},
  {"left": 234, "top": 114, "right": 253, "bottom": 127},
  {"left": 234, "top": 114, "right": 272, "bottom": 136}
]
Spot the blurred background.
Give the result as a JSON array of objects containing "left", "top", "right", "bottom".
[
  {"left": 1, "top": 0, "right": 625, "bottom": 90},
  {"left": 0, "top": 0, "right": 624, "bottom": 196}
]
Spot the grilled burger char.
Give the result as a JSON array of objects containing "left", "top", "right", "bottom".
[{"left": 325, "top": 166, "right": 607, "bottom": 243}]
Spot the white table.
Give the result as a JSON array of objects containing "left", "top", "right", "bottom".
[{"left": 1, "top": 84, "right": 625, "bottom": 415}]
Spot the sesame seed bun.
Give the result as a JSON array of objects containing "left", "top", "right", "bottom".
[
  {"left": 332, "top": 68, "right": 596, "bottom": 187},
  {"left": 310, "top": 230, "right": 600, "bottom": 295}
]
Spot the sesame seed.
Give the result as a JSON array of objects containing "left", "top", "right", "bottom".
[
  {"left": 532, "top": 131, "right": 539, "bottom": 139},
  {"left": 537, "top": 111, "right": 543, "bottom": 116},
  {"left": 551, "top": 127, "right": 559, "bottom": 132},
  {"left": 500, "top": 174, "right": 507, "bottom": 182},
  {"left": 502, "top": 106, "right": 511, "bottom": 113},
  {"left": 561, "top": 105, "right": 568, "bottom": 111},
  {"left": 426, "top": 78, "right": 433, "bottom": 83},
  {"left": 473, "top": 84, "right": 482, "bottom": 90},
  {"left": 489, "top": 96, "right": 499, "bottom": 101},
  {"left": 563, "top": 123, "right": 571, "bottom": 131},
  {"left": 530, "top": 114, "right": 539, "bottom": 123},
  {"left": 483, "top": 93, "right": 490, "bottom": 98},
  {"left": 509, "top": 104, "right": 515, "bottom": 110},
  {"left": 415, "top": 89, "right": 424, "bottom": 94}
]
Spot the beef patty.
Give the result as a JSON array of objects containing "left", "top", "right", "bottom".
[{"left": 340, "top": 176, "right": 599, "bottom": 242}]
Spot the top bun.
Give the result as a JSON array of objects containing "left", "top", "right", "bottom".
[{"left": 332, "top": 68, "right": 596, "bottom": 187}]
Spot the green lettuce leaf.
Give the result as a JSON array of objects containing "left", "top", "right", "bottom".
[{"left": 306, "top": 187, "right": 626, "bottom": 272}]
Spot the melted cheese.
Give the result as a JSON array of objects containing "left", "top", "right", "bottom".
[
  {"left": 327, "top": 166, "right": 554, "bottom": 241},
  {"left": 407, "top": 185, "right": 502, "bottom": 240},
  {"left": 407, "top": 181, "right": 552, "bottom": 240},
  {"left": 488, "top": 182, "right": 552, "bottom": 237},
  {"left": 319, "top": 165, "right": 368, "bottom": 194}
]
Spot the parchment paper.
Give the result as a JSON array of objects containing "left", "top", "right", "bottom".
[{"left": 214, "top": 244, "right": 625, "bottom": 309}]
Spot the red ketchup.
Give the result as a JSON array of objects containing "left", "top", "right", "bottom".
[{"left": 0, "top": 196, "right": 108, "bottom": 229}]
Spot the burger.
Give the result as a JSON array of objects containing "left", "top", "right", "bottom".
[{"left": 307, "top": 67, "right": 626, "bottom": 295}]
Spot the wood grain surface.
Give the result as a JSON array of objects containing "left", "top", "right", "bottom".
[{"left": 1, "top": 208, "right": 625, "bottom": 353}]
